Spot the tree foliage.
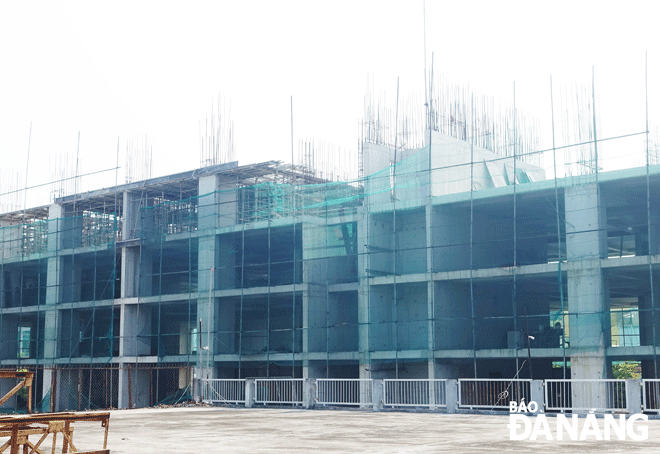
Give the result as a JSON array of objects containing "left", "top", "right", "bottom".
[{"left": 612, "top": 361, "right": 641, "bottom": 379}]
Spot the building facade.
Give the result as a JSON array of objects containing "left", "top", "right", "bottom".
[{"left": 1, "top": 132, "right": 659, "bottom": 410}]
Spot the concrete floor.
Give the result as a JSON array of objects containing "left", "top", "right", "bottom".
[{"left": 26, "top": 407, "right": 660, "bottom": 453}]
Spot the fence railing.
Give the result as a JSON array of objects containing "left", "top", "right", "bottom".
[
  {"left": 255, "top": 378, "right": 304, "bottom": 405},
  {"left": 383, "top": 379, "right": 447, "bottom": 408},
  {"left": 195, "top": 377, "right": 643, "bottom": 415},
  {"left": 643, "top": 379, "right": 660, "bottom": 413},
  {"left": 316, "top": 379, "right": 373, "bottom": 407},
  {"left": 458, "top": 379, "right": 531, "bottom": 410},
  {"left": 545, "top": 379, "right": 627, "bottom": 412},
  {"left": 201, "top": 379, "right": 246, "bottom": 404}
]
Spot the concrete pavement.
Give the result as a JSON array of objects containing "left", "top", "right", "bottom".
[{"left": 57, "top": 406, "right": 660, "bottom": 453}]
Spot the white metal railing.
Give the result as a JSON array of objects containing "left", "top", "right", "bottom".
[
  {"left": 545, "top": 379, "right": 628, "bottom": 412},
  {"left": 316, "top": 379, "right": 373, "bottom": 407},
  {"left": 201, "top": 379, "right": 246, "bottom": 404},
  {"left": 458, "top": 379, "right": 531, "bottom": 410},
  {"left": 255, "top": 378, "right": 304, "bottom": 405},
  {"left": 195, "top": 377, "right": 640, "bottom": 414},
  {"left": 642, "top": 379, "right": 660, "bottom": 413},
  {"left": 383, "top": 379, "right": 447, "bottom": 408}
]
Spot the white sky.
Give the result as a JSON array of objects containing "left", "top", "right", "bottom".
[{"left": 1, "top": 0, "right": 659, "bottom": 211}]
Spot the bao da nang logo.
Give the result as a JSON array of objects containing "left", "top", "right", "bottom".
[{"left": 508, "top": 399, "right": 648, "bottom": 441}]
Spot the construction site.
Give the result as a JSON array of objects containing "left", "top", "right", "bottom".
[{"left": 2, "top": 67, "right": 660, "bottom": 422}]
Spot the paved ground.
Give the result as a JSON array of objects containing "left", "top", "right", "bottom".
[{"left": 14, "top": 406, "right": 660, "bottom": 453}]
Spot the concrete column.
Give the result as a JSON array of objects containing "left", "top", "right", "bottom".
[
  {"left": 198, "top": 175, "right": 219, "bottom": 231},
  {"left": 564, "top": 186, "right": 610, "bottom": 410},
  {"left": 118, "top": 368, "right": 130, "bottom": 409},
  {"left": 302, "top": 287, "right": 312, "bottom": 376},
  {"left": 428, "top": 358, "right": 436, "bottom": 408},
  {"left": 120, "top": 191, "right": 143, "bottom": 299},
  {"left": 372, "top": 379, "right": 384, "bottom": 411},
  {"left": 626, "top": 379, "right": 642, "bottom": 415},
  {"left": 426, "top": 205, "right": 434, "bottom": 274},
  {"left": 193, "top": 377, "right": 201, "bottom": 402},
  {"left": 359, "top": 364, "right": 370, "bottom": 380},
  {"left": 122, "top": 191, "right": 142, "bottom": 241},
  {"left": 303, "top": 378, "right": 315, "bottom": 409},
  {"left": 133, "top": 368, "right": 151, "bottom": 407},
  {"left": 42, "top": 204, "right": 63, "bottom": 404},
  {"left": 303, "top": 284, "right": 328, "bottom": 378},
  {"left": 565, "top": 184, "right": 607, "bottom": 260},
  {"left": 530, "top": 379, "right": 544, "bottom": 414},
  {"left": 567, "top": 265, "right": 607, "bottom": 352},
  {"left": 119, "top": 303, "right": 152, "bottom": 357},
  {"left": 121, "top": 247, "right": 140, "bottom": 298},
  {"left": 197, "top": 175, "right": 220, "bottom": 380},
  {"left": 117, "top": 296, "right": 154, "bottom": 408},
  {"left": 427, "top": 282, "right": 435, "bottom": 359},
  {"left": 565, "top": 184, "right": 607, "bottom": 388},
  {"left": 245, "top": 378, "right": 256, "bottom": 408},
  {"left": 42, "top": 313, "right": 60, "bottom": 404},
  {"left": 357, "top": 207, "right": 371, "bottom": 379},
  {"left": 445, "top": 379, "right": 458, "bottom": 414},
  {"left": 216, "top": 179, "right": 238, "bottom": 227},
  {"left": 302, "top": 217, "right": 330, "bottom": 376},
  {"left": 118, "top": 366, "right": 151, "bottom": 409},
  {"left": 197, "top": 259, "right": 218, "bottom": 379},
  {"left": 426, "top": 206, "right": 436, "bottom": 374}
]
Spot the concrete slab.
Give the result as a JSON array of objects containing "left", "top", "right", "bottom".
[{"left": 60, "top": 407, "right": 660, "bottom": 453}]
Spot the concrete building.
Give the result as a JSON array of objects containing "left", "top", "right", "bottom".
[{"left": 1, "top": 131, "right": 659, "bottom": 410}]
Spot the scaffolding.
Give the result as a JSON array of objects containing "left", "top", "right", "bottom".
[{"left": 1, "top": 69, "right": 660, "bottom": 412}]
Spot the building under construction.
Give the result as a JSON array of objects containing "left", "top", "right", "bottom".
[{"left": 2, "top": 84, "right": 660, "bottom": 411}]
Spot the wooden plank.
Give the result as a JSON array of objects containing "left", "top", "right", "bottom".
[
  {"left": 0, "top": 412, "right": 110, "bottom": 426},
  {"left": 10, "top": 424, "right": 18, "bottom": 454},
  {"left": 27, "top": 431, "right": 50, "bottom": 454},
  {"left": 0, "top": 372, "right": 34, "bottom": 414},
  {"left": 0, "top": 380, "right": 27, "bottom": 408},
  {"left": 0, "top": 372, "right": 32, "bottom": 379},
  {"left": 0, "top": 411, "right": 110, "bottom": 454},
  {"left": 0, "top": 438, "right": 11, "bottom": 453}
]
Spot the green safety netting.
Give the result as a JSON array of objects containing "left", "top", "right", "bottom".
[{"left": 157, "top": 387, "right": 192, "bottom": 406}]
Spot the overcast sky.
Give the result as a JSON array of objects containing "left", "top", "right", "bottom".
[{"left": 1, "top": 1, "right": 659, "bottom": 210}]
